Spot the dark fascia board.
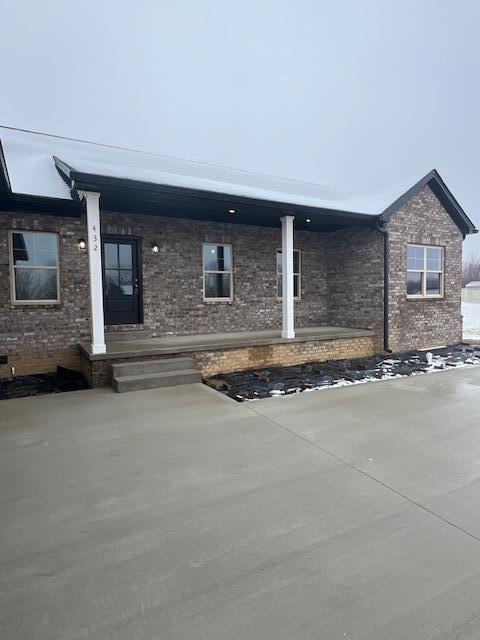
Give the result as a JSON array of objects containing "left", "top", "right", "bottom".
[
  {"left": 53, "top": 155, "right": 74, "bottom": 182},
  {"left": 379, "top": 169, "right": 477, "bottom": 236},
  {"left": 0, "top": 140, "right": 12, "bottom": 194},
  {"left": 51, "top": 156, "right": 378, "bottom": 226},
  {"left": 0, "top": 191, "right": 81, "bottom": 216}
]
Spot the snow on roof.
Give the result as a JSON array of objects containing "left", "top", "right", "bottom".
[
  {"left": 0, "top": 126, "right": 429, "bottom": 215},
  {"left": 465, "top": 281, "right": 480, "bottom": 288}
]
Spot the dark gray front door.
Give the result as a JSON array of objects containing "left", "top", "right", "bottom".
[{"left": 102, "top": 236, "right": 142, "bottom": 325}]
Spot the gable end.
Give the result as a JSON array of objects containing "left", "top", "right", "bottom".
[{"left": 379, "top": 170, "right": 477, "bottom": 237}]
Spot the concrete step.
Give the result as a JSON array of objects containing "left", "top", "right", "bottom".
[
  {"left": 113, "top": 369, "right": 201, "bottom": 393},
  {"left": 111, "top": 357, "right": 194, "bottom": 377}
]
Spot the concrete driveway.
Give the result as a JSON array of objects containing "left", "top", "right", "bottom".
[{"left": 2, "top": 368, "right": 480, "bottom": 639}]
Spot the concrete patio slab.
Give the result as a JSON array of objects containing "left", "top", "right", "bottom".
[{"left": 2, "top": 370, "right": 480, "bottom": 639}]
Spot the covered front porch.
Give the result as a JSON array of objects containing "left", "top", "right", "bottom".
[
  {"left": 75, "top": 194, "right": 383, "bottom": 361},
  {"left": 78, "top": 325, "right": 377, "bottom": 387},
  {"left": 53, "top": 153, "right": 386, "bottom": 384}
]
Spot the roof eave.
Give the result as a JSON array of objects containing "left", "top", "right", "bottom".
[
  {"left": 65, "top": 168, "right": 380, "bottom": 226},
  {"left": 379, "top": 169, "right": 477, "bottom": 236},
  {"left": 0, "top": 140, "right": 12, "bottom": 195}
]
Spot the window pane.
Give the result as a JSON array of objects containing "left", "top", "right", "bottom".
[
  {"left": 35, "top": 249, "right": 57, "bottom": 267},
  {"left": 407, "top": 245, "right": 424, "bottom": 270},
  {"left": 222, "top": 246, "right": 232, "bottom": 270},
  {"left": 426, "top": 247, "right": 443, "bottom": 271},
  {"left": 34, "top": 233, "right": 56, "bottom": 252},
  {"left": 203, "top": 245, "right": 216, "bottom": 271},
  {"left": 12, "top": 232, "right": 57, "bottom": 267},
  {"left": 277, "top": 249, "right": 299, "bottom": 273},
  {"left": 203, "top": 245, "right": 231, "bottom": 271},
  {"left": 119, "top": 270, "right": 133, "bottom": 295},
  {"left": 119, "top": 244, "right": 132, "bottom": 269},
  {"left": 35, "top": 234, "right": 57, "bottom": 266},
  {"left": 277, "top": 274, "right": 282, "bottom": 297},
  {"left": 426, "top": 272, "right": 442, "bottom": 295},
  {"left": 105, "top": 269, "right": 120, "bottom": 295},
  {"left": 205, "top": 273, "right": 230, "bottom": 298},
  {"left": 407, "top": 271, "right": 423, "bottom": 295},
  {"left": 294, "top": 274, "right": 299, "bottom": 298},
  {"left": 293, "top": 251, "right": 300, "bottom": 274},
  {"left": 277, "top": 275, "right": 300, "bottom": 298},
  {"left": 15, "top": 268, "right": 57, "bottom": 300},
  {"left": 12, "top": 232, "right": 34, "bottom": 265},
  {"left": 217, "top": 245, "right": 226, "bottom": 271},
  {"left": 104, "top": 244, "right": 118, "bottom": 269}
]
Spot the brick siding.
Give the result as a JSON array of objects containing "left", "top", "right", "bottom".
[
  {"left": 326, "top": 226, "right": 384, "bottom": 349},
  {"left": 387, "top": 185, "right": 463, "bottom": 351},
  {"left": 99, "top": 211, "right": 328, "bottom": 334}
]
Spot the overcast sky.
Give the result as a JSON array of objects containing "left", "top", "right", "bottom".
[{"left": 1, "top": 0, "right": 479, "bottom": 255}]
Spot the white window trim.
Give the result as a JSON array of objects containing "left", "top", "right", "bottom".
[
  {"left": 9, "top": 230, "right": 61, "bottom": 305},
  {"left": 277, "top": 248, "right": 301, "bottom": 301},
  {"left": 202, "top": 242, "right": 233, "bottom": 302},
  {"left": 406, "top": 243, "right": 444, "bottom": 299}
]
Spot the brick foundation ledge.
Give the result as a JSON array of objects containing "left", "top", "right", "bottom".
[
  {"left": 0, "top": 347, "right": 81, "bottom": 379},
  {"left": 193, "top": 335, "right": 377, "bottom": 378},
  {"left": 80, "top": 333, "right": 377, "bottom": 386}
]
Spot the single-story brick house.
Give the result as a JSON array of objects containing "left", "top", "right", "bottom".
[{"left": 0, "top": 127, "right": 477, "bottom": 388}]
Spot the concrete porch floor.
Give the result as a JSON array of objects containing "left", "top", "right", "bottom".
[{"left": 79, "top": 325, "right": 374, "bottom": 361}]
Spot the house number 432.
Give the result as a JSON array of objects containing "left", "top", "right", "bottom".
[{"left": 91, "top": 225, "right": 98, "bottom": 251}]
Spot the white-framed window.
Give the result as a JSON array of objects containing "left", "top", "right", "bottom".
[
  {"left": 277, "top": 249, "right": 301, "bottom": 300},
  {"left": 202, "top": 243, "right": 233, "bottom": 301},
  {"left": 9, "top": 230, "right": 60, "bottom": 304},
  {"left": 406, "top": 244, "right": 444, "bottom": 298}
]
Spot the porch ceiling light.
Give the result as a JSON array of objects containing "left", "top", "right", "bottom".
[
  {"left": 78, "top": 238, "right": 87, "bottom": 250},
  {"left": 305, "top": 218, "right": 312, "bottom": 223},
  {"left": 152, "top": 244, "right": 159, "bottom": 254},
  {"left": 228, "top": 208, "right": 236, "bottom": 214}
]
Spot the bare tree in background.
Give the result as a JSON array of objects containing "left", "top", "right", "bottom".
[{"left": 463, "top": 252, "right": 480, "bottom": 287}]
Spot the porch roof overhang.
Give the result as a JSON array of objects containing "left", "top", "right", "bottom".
[{"left": 56, "top": 160, "right": 378, "bottom": 233}]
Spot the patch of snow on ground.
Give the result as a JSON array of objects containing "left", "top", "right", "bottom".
[
  {"left": 463, "top": 302, "right": 480, "bottom": 340},
  {"left": 265, "top": 353, "right": 480, "bottom": 400},
  {"left": 207, "top": 344, "right": 480, "bottom": 402}
]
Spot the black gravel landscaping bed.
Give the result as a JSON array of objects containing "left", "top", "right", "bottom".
[
  {"left": 0, "top": 366, "right": 90, "bottom": 400},
  {"left": 204, "top": 344, "right": 480, "bottom": 402}
]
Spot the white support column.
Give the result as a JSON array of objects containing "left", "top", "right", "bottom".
[
  {"left": 82, "top": 191, "right": 106, "bottom": 355},
  {"left": 281, "top": 214, "right": 295, "bottom": 339}
]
